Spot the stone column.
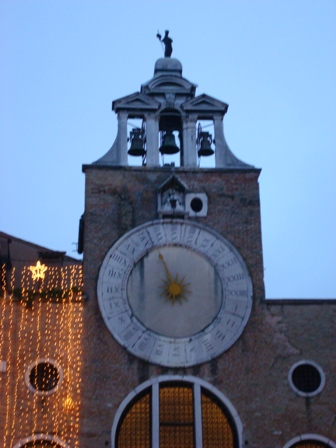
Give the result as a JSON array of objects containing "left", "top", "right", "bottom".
[
  {"left": 116, "top": 112, "right": 128, "bottom": 166},
  {"left": 182, "top": 116, "right": 197, "bottom": 167},
  {"left": 145, "top": 115, "right": 160, "bottom": 166},
  {"left": 214, "top": 115, "right": 226, "bottom": 168}
]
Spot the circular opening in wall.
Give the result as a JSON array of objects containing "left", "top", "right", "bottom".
[
  {"left": 25, "top": 359, "right": 63, "bottom": 396},
  {"left": 190, "top": 197, "right": 203, "bottom": 213},
  {"left": 13, "top": 434, "right": 69, "bottom": 448},
  {"left": 288, "top": 361, "right": 325, "bottom": 397}
]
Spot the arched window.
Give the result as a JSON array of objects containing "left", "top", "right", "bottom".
[
  {"left": 112, "top": 376, "right": 242, "bottom": 448},
  {"left": 283, "top": 434, "right": 336, "bottom": 448},
  {"left": 291, "top": 443, "right": 331, "bottom": 448}
]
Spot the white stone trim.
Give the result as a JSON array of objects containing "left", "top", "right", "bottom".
[
  {"left": 111, "top": 375, "right": 244, "bottom": 448},
  {"left": 98, "top": 219, "right": 253, "bottom": 368},
  {"left": 24, "top": 358, "right": 63, "bottom": 396},
  {"left": 283, "top": 433, "right": 336, "bottom": 448},
  {"left": 288, "top": 359, "right": 325, "bottom": 397},
  {"left": 193, "top": 382, "right": 203, "bottom": 448},
  {"left": 12, "top": 433, "right": 70, "bottom": 448},
  {"left": 185, "top": 193, "right": 208, "bottom": 217},
  {"left": 151, "top": 382, "right": 159, "bottom": 448}
]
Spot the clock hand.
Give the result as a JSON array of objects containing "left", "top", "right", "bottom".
[
  {"left": 158, "top": 252, "right": 190, "bottom": 305},
  {"left": 158, "top": 252, "right": 174, "bottom": 282}
]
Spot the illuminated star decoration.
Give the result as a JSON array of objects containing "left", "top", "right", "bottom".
[{"left": 29, "top": 261, "right": 48, "bottom": 280}]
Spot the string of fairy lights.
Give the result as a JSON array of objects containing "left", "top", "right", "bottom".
[
  {"left": 0, "top": 261, "right": 84, "bottom": 447},
  {"left": 0, "top": 265, "right": 8, "bottom": 376},
  {"left": 3, "top": 267, "right": 15, "bottom": 447},
  {"left": 9, "top": 268, "right": 26, "bottom": 448},
  {"left": 16, "top": 267, "right": 30, "bottom": 445}
]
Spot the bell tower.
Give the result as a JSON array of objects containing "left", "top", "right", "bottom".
[
  {"left": 94, "top": 56, "right": 252, "bottom": 171},
  {"left": 80, "top": 36, "right": 264, "bottom": 447}
]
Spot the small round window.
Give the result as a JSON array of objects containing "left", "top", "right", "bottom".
[
  {"left": 13, "top": 434, "right": 69, "bottom": 448},
  {"left": 190, "top": 197, "right": 203, "bottom": 213},
  {"left": 288, "top": 360, "right": 325, "bottom": 397},
  {"left": 18, "top": 442, "right": 62, "bottom": 447},
  {"left": 25, "top": 359, "right": 63, "bottom": 396}
]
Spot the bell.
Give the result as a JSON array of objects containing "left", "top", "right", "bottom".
[
  {"left": 198, "top": 132, "right": 214, "bottom": 157},
  {"left": 159, "top": 131, "right": 180, "bottom": 154},
  {"left": 128, "top": 129, "right": 146, "bottom": 157}
]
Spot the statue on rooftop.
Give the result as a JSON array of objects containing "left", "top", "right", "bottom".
[{"left": 156, "top": 30, "right": 173, "bottom": 57}]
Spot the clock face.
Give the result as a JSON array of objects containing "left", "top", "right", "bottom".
[
  {"left": 97, "top": 220, "right": 253, "bottom": 367},
  {"left": 127, "top": 245, "right": 222, "bottom": 338}
]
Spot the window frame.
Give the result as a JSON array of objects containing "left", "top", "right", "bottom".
[
  {"left": 288, "top": 360, "right": 325, "bottom": 398},
  {"left": 283, "top": 433, "right": 336, "bottom": 448},
  {"left": 12, "top": 433, "right": 70, "bottom": 448},
  {"left": 111, "top": 375, "right": 243, "bottom": 448},
  {"left": 25, "top": 358, "right": 63, "bottom": 396}
]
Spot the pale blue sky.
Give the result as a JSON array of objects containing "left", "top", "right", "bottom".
[{"left": 1, "top": 1, "right": 335, "bottom": 298}]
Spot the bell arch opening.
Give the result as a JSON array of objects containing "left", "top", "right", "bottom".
[
  {"left": 112, "top": 375, "right": 242, "bottom": 448},
  {"left": 127, "top": 116, "right": 147, "bottom": 166},
  {"left": 196, "top": 119, "right": 215, "bottom": 168},
  {"left": 159, "top": 109, "right": 183, "bottom": 167}
]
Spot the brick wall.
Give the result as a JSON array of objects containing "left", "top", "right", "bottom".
[{"left": 77, "top": 165, "right": 335, "bottom": 447}]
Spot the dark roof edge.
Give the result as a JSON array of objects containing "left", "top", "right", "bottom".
[
  {"left": 0, "top": 231, "right": 81, "bottom": 263},
  {"left": 82, "top": 164, "right": 261, "bottom": 174},
  {"left": 265, "top": 298, "right": 336, "bottom": 305}
]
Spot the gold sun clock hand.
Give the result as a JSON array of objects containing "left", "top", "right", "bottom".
[
  {"left": 158, "top": 252, "right": 191, "bottom": 305},
  {"left": 159, "top": 252, "right": 174, "bottom": 282}
]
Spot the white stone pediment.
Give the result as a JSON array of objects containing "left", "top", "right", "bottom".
[
  {"left": 141, "top": 76, "right": 196, "bottom": 95},
  {"left": 159, "top": 174, "right": 188, "bottom": 193},
  {"left": 182, "top": 94, "right": 228, "bottom": 114},
  {"left": 112, "top": 93, "right": 160, "bottom": 112}
]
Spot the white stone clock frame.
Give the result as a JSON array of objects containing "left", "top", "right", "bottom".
[{"left": 97, "top": 220, "right": 253, "bottom": 367}]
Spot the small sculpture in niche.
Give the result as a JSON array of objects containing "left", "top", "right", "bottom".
[
  {"left": 161, "top": 188, "right": 184, "bottom": 212},
  {"left": 158, "top": 175, "right": 187, "bottom": 217}
]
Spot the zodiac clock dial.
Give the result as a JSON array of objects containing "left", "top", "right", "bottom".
[{"left": 97, "top": 220, "right": 253, "bottom": 367}]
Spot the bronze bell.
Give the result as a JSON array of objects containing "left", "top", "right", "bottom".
[
  {"left": 159, "top": 131, "right": 180, "bottom": 154},
  {"left": 128, "top": 128, "right": 146, "bottom": 157},
  {"left": 198, "top": 132, "right": 214, "bottom": 157}
]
